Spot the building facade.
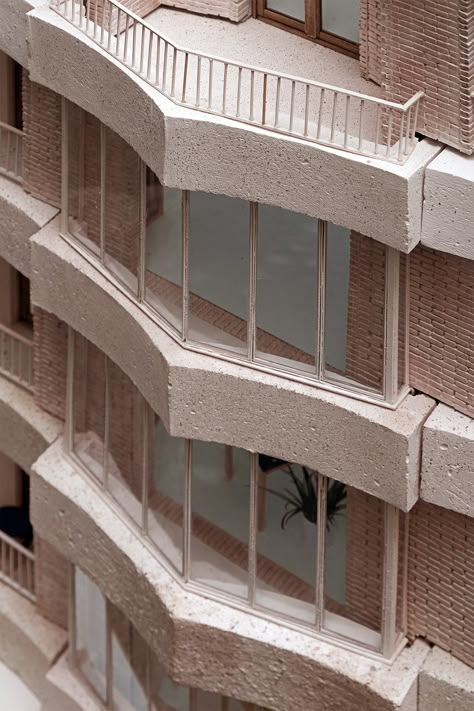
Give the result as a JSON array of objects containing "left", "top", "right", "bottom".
[{"left": 0, "top": 0, "right": 473, "bottom": 708}]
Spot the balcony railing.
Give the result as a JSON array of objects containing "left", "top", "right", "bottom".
[
  {"left": 51, "top": 0, "right": 424, "bottom": 163},
  {"left": 0, "top": 530, "right": 35, "bottom": 602},
  {"left": 0, "top": 122, "right": 23, "bottom": 183},
  {"left": 0, "top": 324, "right": 34, "bottom": 392}
]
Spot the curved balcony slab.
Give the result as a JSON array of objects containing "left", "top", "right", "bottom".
[
  {"left": 421, "top": 404, "right": 474, "bottom": 518},
  {"left": 0, "top": 0, "right": 48, "bottom": 66},
  {"left": 0, "top": 174, "right": 58, "bottom": 277},
  {"left": 0, "top": 375, "right": 61, "bottom": 475},
  {"left": 32, "top": 439, "right": 430, "bottom": 711},
  {"left": 419, "top": 647, "right": 474, "bottom": 711},
  {"left": 0, "top": 581, "right": 67, "bottom": 702},
  {"left": 43, "top": 652, "right": 103, "bottom": 711},
  {"left": 31, "top": 219, "right": 435, "bottom": 510},
  {"left": 27, "top": 6, "right": 441, "bottom": 253}
]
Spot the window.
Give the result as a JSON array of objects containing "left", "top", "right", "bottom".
[
  {"left": 72, "top": 567, "right": 269, "bottom": 710},
  {"left": 256, "top": 0, "right": 360, "bottom": 56},
  {"left": 63, "top": 100, "right": 408, "bottom": 406},
  {"left": 67, "top": 332, "right": 405, "bottom": 656}
]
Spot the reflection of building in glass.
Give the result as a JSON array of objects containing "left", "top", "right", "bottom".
[{"left": 0, "top": 0, "right": 473, "bottom": 708}]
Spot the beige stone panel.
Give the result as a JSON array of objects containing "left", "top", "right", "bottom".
[
  {"left": 0, "top": 175, "right": 58, "bottom": 277},
  {"left": 422, "top": 149, "right": 474, "bottom": 260},
  {"left": 421, "top": 404, "right": 474, "bottom": 518},
  {"left": 31, "top": 221, "right": 435, "bottom": 510},
  {"left": 0, "top": 0, "right": 48, "bottom": 67},
  {"left": 0, "top": 581, "right": 67, "bottom": 701},
  {"left": 32, "top": 440, "right": 429, "bottom": 711},
  {"left": 43, "top": 652, "right": 104, "bottom": 711},
  {"left": 0, "top": 375, "right": 61, "bottom": 475},
  {"left": 419, "top": 647, "right": 474, "bottom": 711},
  {"left": 27, "top": 7, "right": 441, "bottom": 252}
]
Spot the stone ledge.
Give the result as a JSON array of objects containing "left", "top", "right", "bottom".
[
  {"left": 31, "top": 221, "right": 436, "bottom": 510},
  {"left": 421, "top": 404, "right": 474, "bottom": 518},
  {"left": 43, "top": 652, "right": 104, "bottom": 711},
  {"left": 32, "top": 440, "right": 430, "bottom": 711},
  {"left": 419, "top": 646, "right": 474, "bottom": 711}
]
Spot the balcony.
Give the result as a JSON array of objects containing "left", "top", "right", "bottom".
[
  {"left": 0, "top": 122, "right": 23, "bottom": 184},
  {"left": 50, "top": 0, "right": 423, "bottom": 163},
  {"left": 0, "top": 529, "right": 35, "bottom": 602},
  {"left": 0, "top": 323, "right": 34, "bottom": 392}
]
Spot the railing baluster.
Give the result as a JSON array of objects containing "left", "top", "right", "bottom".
[
  {"left": 262, "top": 73, "right": 267, "bottom": 125},
  {"left": 222, "top": 62, "right": 228, "bottom": 114},
  {"left": 162, "top": 42, "right": 168, "bottom": 91},
  {"left": 374, "top": 103, "right": 381, "bottom": 155},
  {"left": 330, "top": 91, "right": 337, "bottom": 143},
  {"left": 93, "top": 0, "right": 98, "bottom": 38},
  {"left": 78, "top": 0, "right": 83, "bottom": 27},
  {"left": 100, "top": 0, "right": 106, "bottom": 44},
  {"left": 304, "top": 84, "right": 310, "bottom": 137},
  {"left": 155, "top": 36, "right": 161, "bottom": 86},
  {"left": 208, "top": 58, "right": 213, "bottom": 109},
  {"left": 107, "top": 3, "right": 113, "bottom": 51},
  {"left": 171, "top": 47, "right": 177, "bottom": 97},
  {"left": 404, "top": 107, "right": 412, "bottom": 155},
  {"left": 386, "top": 109, "right": 393, "bottom": 158},
  {"left": 85, "top": 0, "right": 90, "bottom": 33},
  {"left": 182, "top": 52, "right": 189, "bottom": 103},
  {"left": 147, "top": 32, "right": 153, "bottom": 79},
  {"left": 250, "top": 70, "right": 255, "bottom": 122},
  {"left": 358, "top": 99, "right": 365, "bottom": 151},
  {"left": 195, "top": 56, "right": 201, "bottom": 107},
  {"left": 398, "top": 112, "right": 405, "bottom": 161},
  {"left": 123, "top": 13, "right": 129, "bottom": 61},
  {"left": 317, "top": 87, "right": 325, "bottom": 139},
  {"left": 131, "top": 18, "right": 137, "bottom": 66},
  {"left": 115, "top": 9, "right": 122, "bottom": 56},
  {"left": 6, "top": 131, "right": 11, "bottom": 173},
  {"left": 343, "top": 94, "right": 350, "bottom": 148},
  {"left": 236, "top": 66, "right": 242, "bottom": 117},
  {"left": 274, "top": 76, "right": 281, "bottom": 128},
  {"left": 289, "top": 80, "right": 295, "bottom": 132},
  {"left": 139, "top": 24, "right": 145, "bottom": 74}
]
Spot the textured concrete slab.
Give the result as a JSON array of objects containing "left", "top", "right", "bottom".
[
  {"left": 43, "top": 653, "right": 103, "bottom": 711},
  {"left": 32, "top": 439, "right": 430, "bottom": 711},
  {"left": 0, "top": 0, "right": 48, "bottom": 66},
  {"left": 422, "top": 149, "right": 474, "bottom": 260},
  {"left": 419, "top": 646, "right": 474, "bottom": 711},
  {"left": 421, "top": 404, "right": 474, "bottom": 517}
]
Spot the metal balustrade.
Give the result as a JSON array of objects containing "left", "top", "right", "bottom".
[
  {"left": 51, "top": 0, "right": 424, "bottom": 163},
  {"left": 0, "top": 530, "right": 35, "bottom": 602},
  {"left": 0, "top": 122, "right": 23, "bottom": 183},
  {"left": 0, "top": 324, "right": 34, "bottom": 392}
]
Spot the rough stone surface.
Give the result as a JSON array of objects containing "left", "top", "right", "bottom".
[
  {"left": 0, "top": 174, "right": 58, "bottom": 277},
  {"left": 27, "top": 7, "right": 441, "bottom": 252},
  {"left": 31, "top": 223, "right": 436, "bottom": 510},
  {"left": 419, "top": 647, "right": 474, "bottom": 711},
  {"left": 31, "top": 439, "right": 430, "bottom": 711},
  {"left": 422, "top": 149, "right": 474, "bottom": 260},
  {"left": 0, "top": 581, "right": 67, "bottom": 701},
  {"left": 0, "top": 0, "right": 48, "bottom": 67},
  {"left": 0, "top": 375, "right": 61, "bottom": 475},
  {"left": 421, "top": 404, "right": 474, "bottom": 517}
]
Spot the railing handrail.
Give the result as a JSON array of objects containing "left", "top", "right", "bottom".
[
  {"left": 0, "top": 529, "right": 35, "bottom": 561},
  {"left": 76, "top": 0, "right": 421, "bottom": 115},
  {"left": 0, "top": 121, "right": 23, "bottom": 137},
  {"left": 0, "top": 322, "right": 33, "bottom": 348}
]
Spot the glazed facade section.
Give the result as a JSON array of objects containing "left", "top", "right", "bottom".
[
  {"left": 67, "top": 329, "right": 404, "bottom": 656},
  {"left": 73, "top": 566, "right": 268, "bottom": 710},
  {"left": 64, "top": 100, "right": 407, "bottom": 405}
]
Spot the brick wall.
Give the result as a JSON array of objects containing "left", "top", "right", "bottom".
[
  {"left": 22, "top": 72, "right": 62, "bottom": 207},
  {"left": 360, "top": 0, "right": 384, "bottom": 85},
  {"left": 344, "top": 232, "right": 386, "bottom": 392},
  {"left": 33, "top": 308, "right": 68, "bottom": 422},
  {"left": 409, "top": 245, "right": 474, "bottom": 418},
  {"left": 35, "top": 536, "right": 69, "bottom": 629},
  {"left": 381, "top": 0, "right": 474, "bottom": 154},
  {"left": 407, "top": 501, "right": 474, "bottom": 669},
  {"left": 90, "top": 0, "right": 250, "bottom": 29}
]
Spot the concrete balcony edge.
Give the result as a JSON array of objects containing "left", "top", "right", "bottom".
[
  {"left": 419, "top": 646, "right": 474, "bottom": 711},
  {"left": 31, "top": 439, "right": 430, "bottom": 711},
  {"left": 26, "top": 5, "right": 442, "bottom": 253},
  {"left": 31, "top": 219, "right": 436, "bottom": 510}
]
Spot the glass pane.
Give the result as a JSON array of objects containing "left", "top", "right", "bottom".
[
  {"left": 110, "top": 605, "right": 148, "bottom": 711},
  {"left": 266, "top": 0, "right": 305, "bottom": 22},
  {"left": 147, "top": 418, "right": 185, "bottom": 574},
  {"left": 194, "top": 691, "right": 260, "bottom": 710},
  {"left": 145, "top": 168, "right": 183, "bottom": 333},
  {"left": 188, "top": 192, "right": 249, "bottom": 356},
  {"left": 324, "top": 227, "right": 385, "bottom": 394},
  {"left": 106, "top": 360, "right": 144, "bottom": 526},
  {"left": 149, "top": 650, "right": 190, "bottom": 710},
  {"left": 321, "top": 0, "right": 360, "bottom": 43},
  {"left": 256, "top": 205, "right": 318, "bottom": 373},
  {"left": 74, "top": 567, "right": 107, "bottom": 701},
  {"left": 67, "top": 104, "right": 102, "bottom": 256},
  {"left": 191, "top": 441, "right": 250, "bottom": 599},
  {"left": 323, "top": 482, "right": 383, "bottom": 649},
  {"left": 255, "top": 459, "right": 316, "bottom": 623},
  {"left": 103, "top": 126, "right": 141, "bottom": 295},
  {"left": 72, "top": 333, "right": 106, "bottom": 483}
]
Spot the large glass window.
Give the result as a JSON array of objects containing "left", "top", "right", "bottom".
[
  {"left": 74, "top": 567, "right": 107, "bottom": 700},
  {"left": 64, "top": 101, "right": 408, "bottom": 406}
]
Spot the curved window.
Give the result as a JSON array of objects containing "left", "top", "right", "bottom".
[
  {"left": 63, "top": 100, "right": 408, "bottom": 406},
  {"left": 67, "top": 331, "right": 405, "bottom": 657}
]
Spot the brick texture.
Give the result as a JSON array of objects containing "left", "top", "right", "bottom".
[
  {"left": 360, "top": 0, "right": 384, "bottom": 85},
  {"left": 407, "top": 501, "right": 474, "bottom": 668},
  {"left": 90, "top": 0, "right": 250, "bottom": 29},
  {"left": 381, "top": 0, "right": 474, "bottom": 154},
  {"left": 22, "top": 72, "right": 62, "bottom": 207},
  {"left": 35, "top": 536, "right": 69, "bottom": 629},
  {"left": 409, "top": 245, "right": 474, "bottom": 418},
  {"left": 33, "top": 308, "right": 68, "bottom": 422}
]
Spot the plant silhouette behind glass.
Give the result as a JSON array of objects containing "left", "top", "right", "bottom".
[{"left": 265, "top": 465, "right": 347, "bottom": 530}]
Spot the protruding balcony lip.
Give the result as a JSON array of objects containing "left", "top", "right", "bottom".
[
  {"left": 0, "top": 122, "right": 23, "bottom": 184},
  {"left": 49, "top": 0, "right": 424, "bottom": 164}
]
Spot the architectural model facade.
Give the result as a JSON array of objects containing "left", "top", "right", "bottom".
[{"left": 0, "top": 0, "right": 473, "bottom": 708}]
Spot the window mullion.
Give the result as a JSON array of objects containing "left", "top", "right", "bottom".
[
  {"left": 182, "top": 191, "right": 190, "bottom": 341},
  {"left": 142, "top": 401, "right": 150, "bottom": 534},
  {"left": 103, "top": 355, "right": 110, "bottom": 492},
  {"left": 314, "top": 473, "right": 327, "bottom": 631},
  {"left": 383, "top": 247, "right": 400, "bottom": 404},
  {"left": 66, "top": 327, "right": 75, "bottom": 453},
  {"left": 316, "top": 220, "right": 327, "bottom": 380},
  {"left": 61, "top": 97, "right": 69, "bottom": 235},
  {"left": 381, "top": 504, "right": 400, "bottom": 657},
  {"left": 138, "top": 161, "right": 146, "bottom": 302},
  {"left": 183, "top": 439, "right": 192, "bottom": 581},
  {"left": 248, "top": 203, "right": 257, "bottom": 361},
  {"left": 100, "top": 123, "right": 106, "bottom": 264},
  {"left": 105, "top": 599, "right": 113, "bottom": 709},
  {"left": 248, "top": 452, "right": 258, "bottom": 606}
]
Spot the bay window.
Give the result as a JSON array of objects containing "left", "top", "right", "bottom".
[
  {"left": 63, "top": 99, "right": 408, "bottom": 406},
  {"left": 67, "top": 331, "right": 405, "bottom": 657},
  {"left": 256, "top": 0, "right": 360, "bottom": 56}
]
